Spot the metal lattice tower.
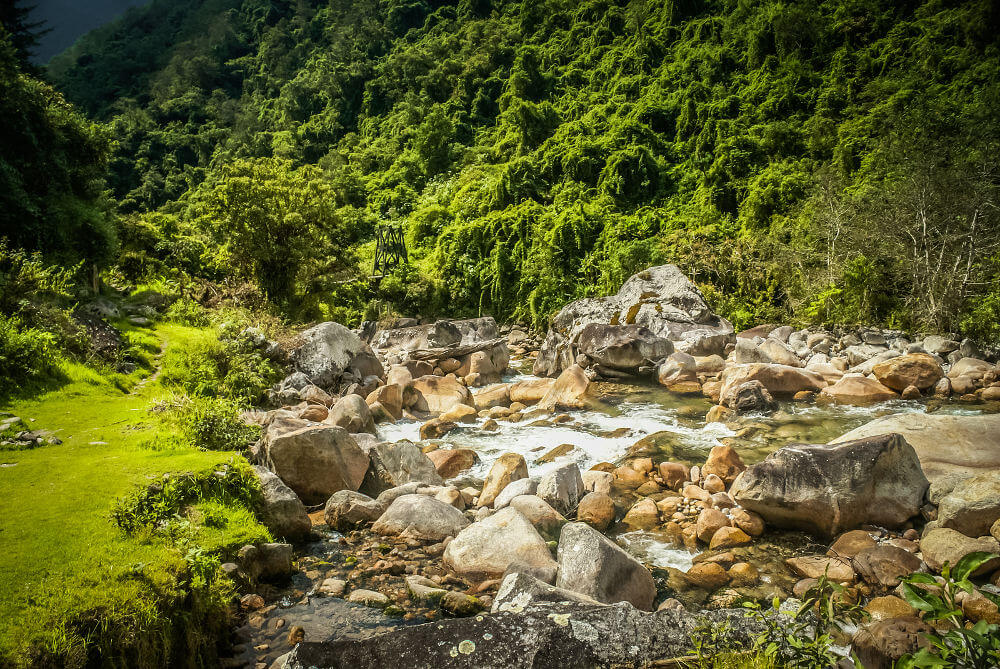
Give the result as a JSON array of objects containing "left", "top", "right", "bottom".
[{"left": 370, "top": 224, "right": 408, "bottom": 286}]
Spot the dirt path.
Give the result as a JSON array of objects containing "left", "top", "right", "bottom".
[{"left": 130, "top": 335, "right": 167, "bottom": 394}]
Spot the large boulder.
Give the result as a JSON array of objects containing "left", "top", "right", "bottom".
[
  {"left": 359, "top": 440, "right": 443, "bottom": 497},
  {"left": 919, "top": 528, "right": 1000, "bottom": 576},
  {"left": 492, "top": 572, "right": 600, "bottom": 612},
  {"left": 946, "top": 357, "right": 993, "bottom": 393},
  {"left": 253, "top": 466, "right": 312, "bottom": 541},
  {"left": 283, "top": 600, "right": 768, "bottom": 669},
  {"left": 819, "top": 375, "right": 899, "bottom": 404},
  {"left": 573, "top": 323, "right": 673, "bottom": 374},
  {"left": 265, "top": 425, "right": 369, "bottom": 505},
  {"left": 556, "top": 522, "right": 657, "bottom": 610},
  {"left": 324, "top": 490, "right": 382, "bottom": 531},
  {"left": 720, "top": 380, "right": 777, "bottom": 414},
  {"left": 509, "top": 378, "right": 556, "bottom": 404},
  {"left": 372, "top": 494, "right": 470, "bottom": 541},
  {"left": 409, "top": 375, "right": 473, "bottom": 413},
  {"left": 534, "top": 265, "right": 734, "bottom": 377},
  {"left": 443, "top": 507, "right": 558, "bottom": 582},
  {"left": 936, "top": 473, "right": 1000, "bottom": 538},
  {"left": 509, "top": 495, "right": 567, "bottom": 541},
  {"left": 831, "top": 413, "right": 1000, "bottom": 484},
  {"left": 371, "top": 317, "right": 499, "bottom": 353},
  {"left": 536, "top": 462, "right": 585, "bottom": 516},
  {"left": 366, "top": 384, "right": 403, "bottom": 419},
  {"left": 325, "top": 394, "right": 376, "bottom": 434},
  {"left": 720, "top": 363, "right": 827, "bottom": 398},
  {"left": 538, "top": 364, "right": 591, "bottom": 410},
  {"left": 852, "top": 617, "right": 934, "bottom": 669},
  {"left": 290, "top": 322, "right": 383, "bottom": 389},
  {"left": 871, "top": 353, "right": 943, "bottom": 391},
  {"left": 730, "top": 434, "right": 928, "bottom": 538},
  {"left": 426, "top": 448, "right": 478, "bottom": 479},
  {"left": 455, "top": 343, "right": 510, "bottom": 385},
  {"left": 478, "top": 453, "right": 529, "bottom": 507}
]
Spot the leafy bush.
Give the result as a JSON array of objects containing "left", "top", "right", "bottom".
[
  {"left": 111, "top": 458, "right": 262, "bottom": 535},
  {"left": 898, "top": 551, "right": 1000, "bottom": 668},
  {"left": 164, "top": 296, "right": 209, "bottom": 326},
  {"left": 0, "top": 315, "right": 60, "bottom": 395},
  {"left": 171, "top": 396, "right": 260, "bottom": 452}
]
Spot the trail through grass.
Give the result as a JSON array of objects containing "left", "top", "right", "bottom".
[{"left": 0, "top": 323, "right": 267, "bottom": 665}]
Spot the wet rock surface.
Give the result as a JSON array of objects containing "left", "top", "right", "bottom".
[{"left": 283, "top": 601, "right": 765, "bottom": 669}]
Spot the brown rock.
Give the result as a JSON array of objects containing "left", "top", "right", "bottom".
[
  {"left": 872, "top": 353, "right": 944, "bottom": 391},
  {"left": 785, "top": 555, "right": 855, "bottom": 582},
  {"left": 963, "top": 592, "right": 1000, "bottom": 624},
  {"left": 709, "top": 526, "right": 751, "bottom": 550},
  {"left": 696, "top": 508, "right": 730, "bottom": 543},
  {"left": 477, "top": 453, "right": 529, "bottom": 507},
  {"left": 623, "top": 498, "right": 660, "bottom": 531},
  {"left": 731, "top": 508, "right": 765, "bottom": 536},
  {"left": 300, "top": 404, "right": 329, "bottom": 422},
  {"left": 683, "top": 485, "right": 711, "bottom": 502},
  {"left": 705, "top": 404, "right": 731, "bottom": 422},
  {"left": 702, "top": 474, "right": 725, "bottom": 494},
  {"left": 366, "top": 384, "right": 403, "bottom": 419},
  {"left": 657, "top": 462, "right": 689, "bottom": 490},
  {"left": 920, "top": 528, "right": 1000, "bottom": 576},
  {"left": 728, "top": 562, "right": 759, "bottom": 586},
  {"left": 419, "top": 418, "right": 457, "bottom": 440},
  {"left": 852, "top": 617, "right": 933, "bottom": 669},
  {"left": 426, "top": 448, "right": 478, "bottom": 479},
  {"left": 577, "top": 492, "right": 616, "bottom": 531},
  {"left": 701, "top": 445, "right": 745, "bottom": 484},
  {"left": 901, "top": 385, "right": 921, "bottom": 400},
  {"left": 538, "top": 364, "right": 591, "bottom": 410},
  {"left": 536, "top": 443, "right": 575, "bottom": 465},
  {"left": 614, "top": 466, "right": 647, "bottom": 490},
  {"left": 828, "top": 530, "right": 878, "bottom": 559},
  {"left": 509, "top": 377, "right": 556, "bottom": 404},
  {"left": 819, "top": 375, "right": 899, "bottom": 404},
  {"left": 864, "top": 595, "right": 916, "bottom": 621},
  {"left": 851, "top": 546, "right": 922, "bottom": 588},
  {"left": 409, "top": 375, "right": 473, "bottom": 413},
  {"left": 793, "top": 578, "right": 818, "bottom": 598},
  {"left": 685, "top": 563, "right": 729, "bottom": 590}
]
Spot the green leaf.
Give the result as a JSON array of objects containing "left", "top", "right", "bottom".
[
  {"left": 953, "top": 551, "right": 999, "bottom": 582},
  {"left": 900, "top": 582, "right": 941, "bottom": 613}
]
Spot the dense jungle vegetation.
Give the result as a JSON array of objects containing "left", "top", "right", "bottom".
[{"left": 4, "top": 0, "right": 1000, "bottom": 377}]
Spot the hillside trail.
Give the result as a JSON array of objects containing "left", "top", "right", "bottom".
[{"left": 130, "top": 334, "right": 168, "bottom": 395}]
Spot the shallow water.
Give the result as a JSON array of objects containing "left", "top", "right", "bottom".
[{"left": 377, "top": 372, "right": 992, "bottom": 570}]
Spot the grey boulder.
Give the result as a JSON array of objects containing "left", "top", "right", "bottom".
[
  {"left": 372, "top": 494, "right": 470, "bottom": 541},
  {"left": 290, "top": 321, "right": 383, "bottom": 389},
  {"left": 730, "top": 434, "right": 928, "bottom": 538},
  {"left": 556, "top": 522, "right": 656, "bottom": 611},
  {"left": 359, "top": 440, "right": 443, "bottom": 498},
  {"left": 265, "top": 424, "right": 369, "bottom": 505},
  {"left": 536, "top": 462, "right": 585, "bottom": 516},
  {"left": 252, "top": 465, "right": 312, "bottom": 541},
  {"left": 444, "top": 507, "right": 558, "bottom": 582}
]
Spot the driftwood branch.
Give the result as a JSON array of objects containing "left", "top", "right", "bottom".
[{"left": 407, "top": 338, "right": 506, "bottom": 361}]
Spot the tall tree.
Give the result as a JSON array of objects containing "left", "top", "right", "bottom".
[{"left": 0, "top": 0, "right": 49, "bottom": 69}]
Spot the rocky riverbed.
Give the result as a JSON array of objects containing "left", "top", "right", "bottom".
[{"left": 223, "top": 265, "right": 1000, "bottom": 669}]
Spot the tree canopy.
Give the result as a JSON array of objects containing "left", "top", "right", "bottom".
[{"left": 36, "top": 0, "right": 1000, "bottom": 336}]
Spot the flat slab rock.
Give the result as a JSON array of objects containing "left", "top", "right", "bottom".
[{"left": 282, "top": 601, "right": 765, "bottom": 669}]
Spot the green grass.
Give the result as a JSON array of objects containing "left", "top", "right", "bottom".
[{"left": 0, "top": 323, "right": 270, "bottom": 667}]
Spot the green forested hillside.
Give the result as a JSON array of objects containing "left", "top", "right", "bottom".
[{"left": 46, "top": 0, "right": 1000, "bottom": 338}]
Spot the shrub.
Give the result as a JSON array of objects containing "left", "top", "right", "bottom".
[
  {"left": 159, "top": 328, "right": 279, "bottom": 403},
  {"left": 172, "top": 396, "right": 260, "bottom": 452},
  {"left": 0, "top": 315, "right": 60, "bottom": 395},
  {"left": 164, "top": 297, "right": 210, "bottom": 326}
]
